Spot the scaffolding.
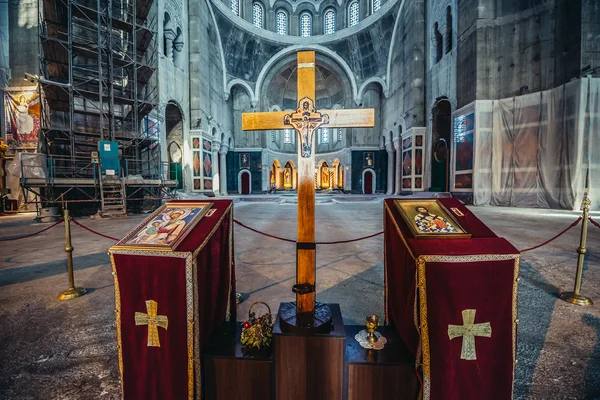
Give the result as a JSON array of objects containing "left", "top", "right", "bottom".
[{"left": 23, "top": 0, "right": 177, "bottom": 215}]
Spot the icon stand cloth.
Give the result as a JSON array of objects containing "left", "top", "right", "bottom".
[
  {"left": 109, "top": 200, "right": 235, "bottom": 400},
  {"left": 384, "top": 198, "right": 520, "bottom": 400}
]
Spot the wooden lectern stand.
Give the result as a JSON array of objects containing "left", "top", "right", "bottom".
[{"left": 109, "top": 200, "right": 235, "bottom": 400}]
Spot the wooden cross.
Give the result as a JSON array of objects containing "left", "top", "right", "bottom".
[
  {"left": 242, "top": 51, "right": 374, "bottom": 319},
  {"left": 135, "top": 299, "right": 169, "bottom": 347},
  {"left": 447, "top": 309, "right": 492, "bottom": 360}
]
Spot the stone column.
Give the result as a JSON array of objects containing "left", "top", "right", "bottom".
[
  {"left": 219, "top": 144, "right": 228, "bottom": 195},
  {"left": 394, "top": 138, "right": 402, "bottom": 195},
  {"left": 386, "top": 142, "right": 394, "bottom": 195},
  {"left": 212, "top": 141, "right": 220, "bottom": 195},
  {"left": 163, "top": 29, "right": 176, "bottom": 61}
]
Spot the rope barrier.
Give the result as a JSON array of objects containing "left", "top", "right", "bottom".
[
  {"left": 589, "top": 217, "right": 600, "bottom": 230},
  {"left": 70, "top": 218, "right": 120, "bottom": 241},
  {"left": 0, "top": 218, "right": 64, "bottom": 242},
  {"left": 233, "top": 218, "right": 382, "bottom": 245},
  {"left": 519, "top": 217, "right": 582, "bottom": 253},
  {"left": 233, "top": 219, "right": 295, "bottom": 243}
]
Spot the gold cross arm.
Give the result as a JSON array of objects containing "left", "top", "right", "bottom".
[
  {"left": 241, "top": 108, "right": 375, "bottom": 131},
  {"left": 447, "top": 309, "right": 492, "bottom": 360},
  {"left": 135, "top": 299, "right": 169, "bottom": 347}
]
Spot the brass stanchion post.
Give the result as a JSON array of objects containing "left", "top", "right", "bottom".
[
  {"left": 57, "top": 208, "right": 86, "bottom": 300},
  {"left": 560, "top": 198, "right": 593, "bottom": 306}
]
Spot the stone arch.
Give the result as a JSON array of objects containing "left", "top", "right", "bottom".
[
  {"left": 238, "top": 169, "right": 252, "bottom": 194},
  {"left": 358, "top": 77, "right": 389, "bottom": 102},
  {"left": 225, "top": 79, "right": 256, "bottom": 103},
  {"left": 204, "top": 0, "right": 228, "bottom": 99},
  {"left": 165, "top": 101, "right": 184, "bottom": 189},
  {"left": 255, "top": 45, "right": 360, "bottom": 106},
  {"left": 386, "top": 0, "right": 407, "bottom": 88},
  {"left": 283, "top": 160, "right": 297, "bottom": 189},
  {"left": 362, "top": 167, "right": 376, "bottom": 194}
]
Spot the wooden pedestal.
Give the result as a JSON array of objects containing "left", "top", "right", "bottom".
[
  {"left": 203, "top": 305, "right": 419, "bottom": 400},
  {"left": 203, "top": 326, "right": 273, "bottom": 400},
  {"left": 346, "top": 325, "right": 419, "bottom": 400},
  {"left": 273, "top": 303, "right": 346, "bottom": 400}
]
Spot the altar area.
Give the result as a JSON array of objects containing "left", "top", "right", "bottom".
[{"left": 1, "top": 200, "right": 600, "bottom": 399}]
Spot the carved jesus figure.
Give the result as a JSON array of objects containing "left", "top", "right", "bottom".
[{"left": 284, "top": 98, "right": 329, "bottom": 158}]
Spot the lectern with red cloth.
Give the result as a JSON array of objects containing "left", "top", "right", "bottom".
[
  {"left": 109, "top": 200, "right": 235, "bottom": 400},
  {"left": 384, "top": 198, "right": 519, "bottom": 400}
]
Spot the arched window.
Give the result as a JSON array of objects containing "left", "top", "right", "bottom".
[
  {"left": 373, "top": 0, "right": 381, "bottom": 12},
  {"left": 434, "top": 22, "right": 443, "bottom": 63},
  {"left": 445, "top": 6, "right": 452, "bottom": 53},
  {"left": 276, "top": 10, "right": 288, "bottom": 35},
  {"left": 230, "top": 0, "right": 240, "bottom": 16},
  {"left": 320, "top": 128, "right": 329, "bottom": 144},
  {"left": 252, "top": 2, "right": 264, "bottom": 28},
  {"left": 349, "top": 1, "right": 360, "bottom": 27},
  {"left": 284, "top": 129, "right": 292, "bottom": 144},
  {"left": 324, "top": 9, "right": 336, "bottom": 34},
  {"left": 300, "top": 12, "right": 312, "bottom": 37}
]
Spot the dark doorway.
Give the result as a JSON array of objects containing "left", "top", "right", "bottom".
[
  {"left": 430, "top": 99, "right": 451, "bottom": 192},
  {"left": 241, "top": 170, "right": 250, "bottom": 194},
  {"left": 363, "top": 170, "right": 373, "bottom": 194},
  {"left": 165, "top": 102, "right": 184, "bottom": 190}
]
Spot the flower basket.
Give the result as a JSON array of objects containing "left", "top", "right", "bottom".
[{"left": 240, "top": 301, "right": 274, "bottom": 351}]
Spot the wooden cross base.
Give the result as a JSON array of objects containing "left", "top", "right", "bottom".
[{"left": 278, "top": 302, "right": 333, "bottom": 334}]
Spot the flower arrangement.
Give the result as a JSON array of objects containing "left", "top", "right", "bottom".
[
  {"left": 0, "top": 139, "right": 8, "bottom": 158},
  {"left": 240, "top": 301, "right": 274, "bottom": 350}
]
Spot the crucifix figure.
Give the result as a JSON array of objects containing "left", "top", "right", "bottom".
[{"left": 242, "top": 51, "right": 374, "bottom": 330}]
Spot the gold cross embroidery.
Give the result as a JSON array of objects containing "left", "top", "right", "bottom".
[
  {"left": 134, "top": 300, "right": 169, "bottom": 347},
  {"left": 447, "top": 309, "right": 491, "bottom": 360}
]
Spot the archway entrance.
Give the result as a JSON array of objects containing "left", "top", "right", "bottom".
[
  {"left": 320, "top": 161, "right": 330, "bottom": 189},
  {"left": 430, "top": 99, "right": 452, "bottom": 192},
  {"left": 240, "top": 170, "right": 251, "bottom": 194},
  {"left": 283, "top": 161, "right": 296, "bottom": 189},
  {"left": 165, "top": 102, "right": 184, "bottom": 189},
  {"left": 271, "top": 160, "right": 281, "bottom": 190},
  {"left": 363, "top": 169, "right": 375, "bottom": 194},
  {"left": 332, "top": 159, "right": 343, "bottom": 189}
]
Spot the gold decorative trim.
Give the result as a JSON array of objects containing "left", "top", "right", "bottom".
[
  {"left": 109, "top": 252, "right": 124, "bottom": 397},
  {"left": 416, "top": 256, "right": 431, "bottom": 400},
  {"left": 185, "top": 254, "right": 194, "bottom": 400},
  {"left": 417, "top": 253, "right": 520, "bottom": 400},
  {"left": 511, "top": 256, "right": 520, "bottom": 400},
  {"left": 226, "top": 207, "right": 234, "bottom": 322},
  {"left": 384, "top": 202, "right": 416, "bottom": 260},
  {"left": 383, "top": 208, "right": 389, "bottom": 325}
]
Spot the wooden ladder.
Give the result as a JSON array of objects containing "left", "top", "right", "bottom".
[{"left": 100, "top": 175, "right": 127, "bottom": 217}]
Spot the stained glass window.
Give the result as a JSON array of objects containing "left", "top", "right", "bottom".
[
  {"left": 373, "top": 0, "right": 381, "bottom": 12},
  {"left": 284, "top": 129, "right": 291, "bottom": 143},
  {"left": 276, "top": 10, "right": 287, "bottom": 35},
  {"left": 321, "top": 128, "right": 329, "bottom": 144},
  {"left": 230, "top": 0, "right": 239, "bottom": 16},
  {"left": 349, "top": 1, "right": 359, "bottom": 27},
  {"left": 324, "top": 9, "right": 335, "bottom": 34},
  {"left": 252, "top": 3, "right": 263, "bottom": 28},
  {"left": 300, "top": 12, "right": 312, "bottom": 37}
]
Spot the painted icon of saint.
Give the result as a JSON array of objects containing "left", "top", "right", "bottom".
[{"left": 414, "top": 206, "right": 457, "bottom": 233}]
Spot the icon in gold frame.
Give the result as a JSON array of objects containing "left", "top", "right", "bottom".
[{"left": 394, "top": 199, "right": 471, "bottom": 239}]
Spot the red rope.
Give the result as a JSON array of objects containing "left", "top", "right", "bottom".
[
  {"left": 317, "top": 231, "right": 383, "bottom": 244},
  {"left": 519, "top": 217, "right": 582, "bottom": 252},
  {"left": 589, "top": 217, "right": 600, "bottom": 229},
  {"left": 70, "top": 218, "right": 120, "bottom": 241},
  {"left": 0, "top": 218, "right": 64, "bottom": 242},
  {"left": 233, "top": 219, "right": 296, "bottom": 243},
  {"left": 233, "top": 219, "right": 382, "bottom": 245}
]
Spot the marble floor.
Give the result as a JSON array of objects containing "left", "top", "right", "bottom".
[{"left": 1, "top": 195, "right": 599, "bottom": 399}]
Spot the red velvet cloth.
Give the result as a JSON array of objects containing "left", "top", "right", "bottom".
[
  {"left": 111, "top": 200, "right": 234, "bottom": 400},
  {"left": 384, "top": 198, "right": 519, "bottom": 400}
]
